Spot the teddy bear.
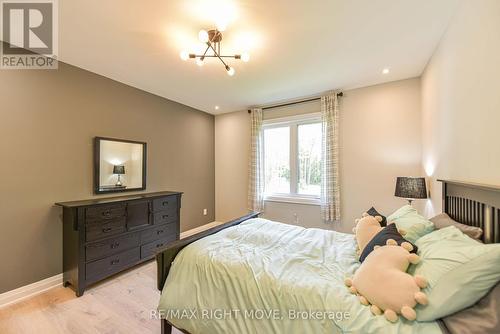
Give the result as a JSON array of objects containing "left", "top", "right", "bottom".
[{"left": 345, "top": 213, "right": 429, "bottom": 322}]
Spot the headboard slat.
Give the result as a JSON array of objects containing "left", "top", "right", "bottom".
[
  {"left": 454, "top": 197, "right": 458, "bottom": 221},
  {"left": 477, "top": 204, "right": 480, "bottom": 229},
  {"left": 439, "top": 180, "right": 500, "bottom": 244},
  {"left": 494, "top": 208, "right": 499, "bottom": 243},
  {"left": 480, "top": 203, "right": 485, "bottom": 231},
  {"left": 462, "top": 198, "right": 467, "bottom": 224},
  {"left": 466, "top": 199, "right": 470, "bottom": 225}
]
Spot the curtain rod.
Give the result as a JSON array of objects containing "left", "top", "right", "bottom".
[{"left": 247, "top": 92, "right": 343, "bottom": 113}]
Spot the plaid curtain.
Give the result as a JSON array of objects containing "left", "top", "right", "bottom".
[
  {"left": 321, "top": 94, "right": 340, "bottom": 221},
  {"left": 248, "top": 108, "right": 264, "bottom": 212}
]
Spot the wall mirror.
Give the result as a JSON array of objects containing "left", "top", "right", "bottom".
[{"left": 94, "top": 137, "right": 147, "bottom": 194}]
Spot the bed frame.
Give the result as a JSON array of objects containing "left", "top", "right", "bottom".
[
  {"left": 156, "top": 179, "right": 500, "bottom": 333},
  {"left": 156, "top": 212, "right": 260, "bottom": 334},
  {"left": 440, "top": 179, "right": 500, "bottom": 243}
]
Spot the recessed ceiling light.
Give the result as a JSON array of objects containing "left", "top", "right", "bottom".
[
  {"left": 215, "top": 106, "right": 220, "bottom": 110},
  {"left": 382, "top": 68, "right": 390, "bottom": 74}
]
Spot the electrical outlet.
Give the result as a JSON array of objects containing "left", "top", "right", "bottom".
[{"left": 203, "top": 209, "right": 208, "bottom": 216}]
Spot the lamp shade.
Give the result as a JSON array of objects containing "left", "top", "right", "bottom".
[
  {"left": 113, "top": 165, "right": 125, "bottom": 175},
  {"left": 395, "top": 177, "right": 427, "bottom": 199}
]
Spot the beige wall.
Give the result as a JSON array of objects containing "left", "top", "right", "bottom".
[
  {"left": 215, "top": 110, "right": 251, "bottom": 222},
  {"left": 421, "top": 0, "right": 500, "bottom": 217},
  {"left": 215, "top": 78, "right": 424, "bottom": 232},
  {"left": 0, "top": 61, "right": 215, "bottom": 293}
]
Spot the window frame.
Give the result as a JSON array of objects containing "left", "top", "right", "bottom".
[{"left": 262, "top": 112, "right": 322, "bottom": 206}]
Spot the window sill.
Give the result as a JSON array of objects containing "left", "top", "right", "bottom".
[{"left": 264, "top": 195, "right": 321, "bottom": 206}]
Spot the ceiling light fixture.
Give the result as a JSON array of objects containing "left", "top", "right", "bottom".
[
  {"left": 180, "top": 28, "right": 249, "bottom": 76},
  {"left": 215, "top": 106, "right": 220, "bottom": 110},
  {"left": 382, "top": 68, "right": 390, "bottom": 74}
]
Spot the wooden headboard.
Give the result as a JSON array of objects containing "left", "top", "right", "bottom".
[{"left": 439, "top": 179, "right": 500, "bottom": 243}]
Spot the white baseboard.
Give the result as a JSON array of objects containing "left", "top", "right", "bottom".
[
  {"left": 180, "top": 221, "right": 224, "bottom": 239},
  {"left": 0, "top": 274, "right": 62, "bottom": 308},
  {"left": 0, "top": 221, "right": 222, "bottom": 309}
]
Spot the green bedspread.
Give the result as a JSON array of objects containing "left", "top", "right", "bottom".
[{"left": 158, "top": 218, "right": 442, "bottom": 334}]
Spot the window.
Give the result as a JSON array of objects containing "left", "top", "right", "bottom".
[
  {"left": 263, "top": 114, "right": 322, "bottom": 204},
  {"left": 297, "top": 122, "right": 322, "bottom": 195},
  {"left": 264, "top": 126, "right": 290, "bottom": 194}
]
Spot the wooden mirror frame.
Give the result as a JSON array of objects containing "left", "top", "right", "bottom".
[{"left": 94, "top": 137, "right": 147, "bottom": 195}]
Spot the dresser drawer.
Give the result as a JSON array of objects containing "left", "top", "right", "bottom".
[
  {"left": 86, "top": 247, "right": 140, "bottom": 282},
  {"left": 86, "top": 233, "right": 140, "bottom": 262},
  {"left": 152, "top": 196, "right": 177, "bottom": 213},
  {"left": 86, "top": 218, "right": 126, "bottom": 242},
  {"left": 85, "top": 204, "right": 125, "bottom": 222},
  {"left": 140, "top": 235, "right": 176, "bottom": 259},
  {"left": 141, "top": 223, "right": 177, "bottom": 244},
  {"left": 153, "top": 210, "right": 177, "bottom": 225}
]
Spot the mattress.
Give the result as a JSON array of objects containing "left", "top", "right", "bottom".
[{"left": 158, "top": 218, "right": 442, "bottom": 334}]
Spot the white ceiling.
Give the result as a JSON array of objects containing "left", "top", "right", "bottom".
[{"left": 59, "top": 0, "right": 461, "bottom": 114}]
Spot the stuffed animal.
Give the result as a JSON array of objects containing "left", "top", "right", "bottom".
[
  {"left": 346, "top": 213, "right": 429, "bottom": 322},
  {"left": 353, "top": 213, "right": 384, "bottom": 255}
]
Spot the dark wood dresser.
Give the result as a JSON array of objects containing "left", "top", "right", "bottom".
[{"left": 56, "top": 191, "right": 182, "bottom": 296}]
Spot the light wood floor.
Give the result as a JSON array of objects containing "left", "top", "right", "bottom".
[
  {"left": 0, "top": 261, "right": 181, "bottom": 334},
  {"left": 0, "top": 223, "right": 226, "bottom": 334}
]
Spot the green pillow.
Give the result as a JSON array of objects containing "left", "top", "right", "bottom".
[
  {"left": 409, "top": 226, "right": 500, "bottom": 321},
  {"left": 387, "top": 205, "right": 434, "bottom": 242}
]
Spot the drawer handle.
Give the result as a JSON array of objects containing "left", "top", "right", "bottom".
[
  {"left": 110, "top": 242, "right": 120, "bottom": 249},
  {"left": 110, "top": 259, "right": 120, "bottom": 265},
  {"left": 102, "top": 210, "right": 111, "bottom": 217},
  {"left": 162, "top": 201, "right": 169, "bottom": 206},
  {"left": 102, "top": 227, "right": 113, "bottom": 233},
  {"left": 157, "top": 230, "right": 164, "bottom": 235},
  {"left": 162, "top": 215, "right": 169, "bottom": 219},
  {"left": 156, "top": 243, "right": 164, "bottom": 248}
]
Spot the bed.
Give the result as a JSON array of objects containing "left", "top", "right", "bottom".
[{"left": 155, "top": 180, "right": 500, "bottom": 334}]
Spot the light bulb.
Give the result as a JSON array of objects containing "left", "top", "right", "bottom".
[
  {"left": 196, "top": 58, "right": 204, "bottom": 66},
  {"left": 227, "top": 67, "right": 235, "bottom": 76},
  {"left": 241, "top": 53, "right": 250, "bottom": 62},
  {"left": 382, "top": 68, "right": 390, "bottom": 74},
  {"left": 198, "top": 30, "right": 209, "bottom": 43},
  {"left": 216, "top": 21, "right": 227, "bottom": 32},
  {"left": 180, "top": 50, "right": 189, "bottom": 61}
]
